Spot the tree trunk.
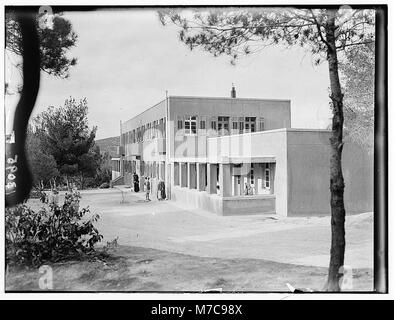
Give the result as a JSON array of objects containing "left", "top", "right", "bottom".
[{"left": 325, "top": 10, "right": 346, "bottom": 292}]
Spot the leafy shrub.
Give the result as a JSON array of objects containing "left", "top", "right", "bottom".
[
  {"left": 83, "top": 177, "right": 97, "bottom": 189},
  {"left": 5, "top": 192, "right": 103, "bottom": 266},
  {"left": 99, "top": 182, "right": 110, "bottom": 189},
  {"left": 95, "top": 168, "right": 112, "bottom": 186}
]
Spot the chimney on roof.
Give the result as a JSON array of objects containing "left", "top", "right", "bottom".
[{"left": 231, "top": 84, "right": 236, "bottom": 98}]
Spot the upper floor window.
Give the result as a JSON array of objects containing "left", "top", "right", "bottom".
[
  {"left": 200, "top": 120, "right": 206, "bottom": 130},
  {"left": 245, "top": 117, "right": 256, "bottom": 133},
  {"left": 159, "top": 118, "right": 164, "bottom": 137},
  {"left": 146, "top": 123, "right": 151, "bottom": 139},
  {"left": 137, "top": 127, "right": 141, "bottom": 142},
  {"left": 211, "top": 120, "right": 217, "bottom": 130},
  {"left": 239, "top": 117, "right": 244, "bottom": 133},
  {"left": 177, "top": 119, "right": 183, "bottom": 130},
  {"left": 259, "top": 117, "right": 265, "bottom": 131},
  {"left": 218, "top": 116, "right": 230, "bottom": 136},
  {"left": 185, "top": 116, "right": 197, "bottom": 134}
]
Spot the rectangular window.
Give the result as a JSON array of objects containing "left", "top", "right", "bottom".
[
  {"left": 200, "top": 120, "right": 206, "bottom": 130},
  {"left": 146, "top": 123, "right": 151, "bottom": 139},
  {"left": 185, "top": 116, "right": 197, "bottom": 134},
  {"left": 239, "top": 117, "right": 244, "bottom": 133},
  {"left": 218, "top": 116, "right": 230, "bottom": 136},
  {"left": 250, "top": 164, "right": 254, "bottom": 185},
  {"left": 264, "top": 163, "right": 270, "bottom": 189},
  {"left": 177, "top": 119, "right": 183, "bottom": 130},
  {"left": 159, "top": 118, "right": 164, "bottom": 137},
  {"left": 232, "top": 122, "right": 238, "bottom": 130},
  {"left": 211, "top": 121, "right": 217, "bottom": 130},
  {"left": 259, "top": 117, "right": 265, "bottom": 131},
  {"left": 245, "top": 117, "right": 256, "bottom": 133}
]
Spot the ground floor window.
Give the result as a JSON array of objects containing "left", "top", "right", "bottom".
[
  {"left": 112, "top": 159, "right": 120, "bottom": 172},
  {"left": 250, "top": 164, "right": 255, "bottom": 185},
  {"left": 264, "top": 163, "right": 270, "bottom": 189}
]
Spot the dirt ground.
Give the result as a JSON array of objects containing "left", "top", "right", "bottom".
[
  {"left": 7, "top": 188, "right": 373, "bottom": 291},
  {"left": 6, "top": 245, "right": 372, "bottom": 292}
]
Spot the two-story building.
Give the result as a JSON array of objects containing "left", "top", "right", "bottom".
[{"left": 111, "top": 87, "right": 373, "bottom": 216}]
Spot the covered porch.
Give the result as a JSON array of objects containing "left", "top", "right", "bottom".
[{"left": 170, "top": 156, "right": 276, "bottom": 215}]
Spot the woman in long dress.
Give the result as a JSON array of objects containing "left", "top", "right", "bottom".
[{"left": 133, "top": 173, "right": 139, "bottom": 192}]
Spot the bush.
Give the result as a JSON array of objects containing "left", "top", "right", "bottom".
[
  {"left": 95, "top": 168, "right": 112, "bottom": 186},
  {"left": 99, "top": 182, "right": 110, "bottom": 189},
  {"left": 29, "top": 188, "right": 47, "bottom": 203},
  {"left": 5, "top": 192, "right": 103, "bottom": 266}
]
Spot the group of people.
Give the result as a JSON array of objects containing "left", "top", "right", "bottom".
[{"left": 131, "top": 172, "right": 166, "bottom": 202}]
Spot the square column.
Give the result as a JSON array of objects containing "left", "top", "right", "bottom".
[
  {"left": 180, "top": 162, "right": 188, "bottom": 187},
  {"left": 219, "top": 163, "right": 231, "bottom": 197},
  {"left": 188, "top": 163, "right": 197, "bottom": 189},
  {"left": 166, "top": 162, "right": 172, "bottom": 199},
  {"left": 240, "top": 175, "right": 245, "bottom": 195},
  {"left": 197, "top": 163, "right": 206, "bottom": 191},
  {"left": 159, "top": 161, "right": 165, "bottom": 180},
  {"left": 232, "top": 174, "right": 237, "bottom": 196},
  {"left": 173, "top": 162, "right": 179, "bottom": 186}
]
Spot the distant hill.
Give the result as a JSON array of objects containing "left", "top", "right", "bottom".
[{"left": 95, "top": 136, "right": 119, "bottom": 157}]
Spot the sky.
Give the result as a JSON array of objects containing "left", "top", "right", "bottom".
[{"left": 5, "top": 8, "right": 332, "bottom": 140}]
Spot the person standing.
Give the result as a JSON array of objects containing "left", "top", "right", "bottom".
[
  {"left": 157, "top": 180, "right": 166, "bottom": 200},
  {"left": 145, "top": 177, "right": 151, "bottom": 201},
  {"left": 133, "top": 172, "right": 139, "bottom": 192},
  {"left": 160, "top": 180, "right": 166, "bottom": 200}
]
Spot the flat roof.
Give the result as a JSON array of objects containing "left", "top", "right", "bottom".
[
  {"left": 122, "top": 95, "right": 292, "bottom": 125},
  {"left": 169, "top": 95, "right": 291, "bottom": 102}
]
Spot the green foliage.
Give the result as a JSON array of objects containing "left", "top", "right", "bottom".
[
  {"left": 99, "top": 182, "right": 110, "bottom": 189},
  {"left": 159, "top": 8, "right": 374, "bottom": 65},
  {"left": 5, "top": 192, "right": 103, "bottom": 266},
  {"left": 5, "top": 11, "right": 77, "bottom": 78},
  {"left": 341, "top": 43, "right": 374, "bottom": 151},
  {"left": 26, "top": 128, "right": 59, "bottom": 189},
  {"left": 32, "top": 97, "right": 99, "bottom": 186}
]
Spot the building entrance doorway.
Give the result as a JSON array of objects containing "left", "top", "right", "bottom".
[{"left": 232, "top": 175, "right": 241, "bottom": 196}]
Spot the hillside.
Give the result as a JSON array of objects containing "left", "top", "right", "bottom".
[{"left": 95, "top": 136, "right": 119, "bottom": 157}]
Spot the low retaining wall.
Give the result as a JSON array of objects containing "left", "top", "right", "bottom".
[
  {"left": 171, "top": 186, "right": 276, "bottom": 216},
  {"left": 222, "top": 195, "right": 276, "bottom": 216}
]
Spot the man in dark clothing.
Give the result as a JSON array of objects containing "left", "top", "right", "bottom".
[
  {"left": 157, "top": 180, "right": 166, "bottom": 200},
  {"left": 132, "top": 172, "right": 139, "bottom": 192}
]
